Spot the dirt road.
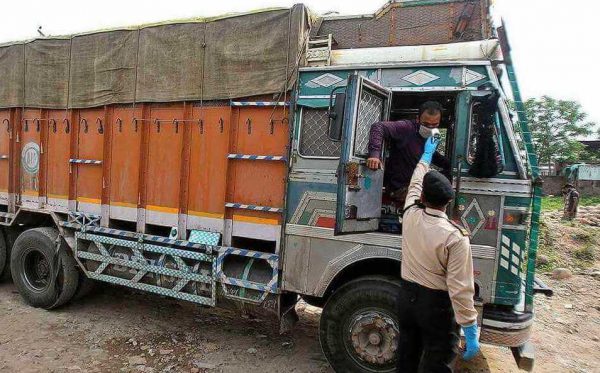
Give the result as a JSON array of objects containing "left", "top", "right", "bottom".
[
  {"left": 1, "top": 209, "right": 599, "bottom": 372},
  {"left": 0, "top": 271, "right": 598, "bottom": 373}
]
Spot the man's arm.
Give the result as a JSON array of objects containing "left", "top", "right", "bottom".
[
  {"left": 445, "top": 234, "right": 478, "bottom": 326},
  {"left": 367, "top": 120, "right": 413, "bottom": 169},
  {"left": 404, "top": 161, "right": 429, "bottom": 210},
  {"left": 404, "top": 136, "right": 439, "bottom": 210},
  {"left": 432, "top": 151, "right": 451, "bottom": 171}
]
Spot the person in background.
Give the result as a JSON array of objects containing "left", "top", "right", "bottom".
[
  {"left": 562, "top": 183, "right": 580, "bottom": 220},
  {"left": 366, "top": 101, "right": 451, "bottom": 206},
  {"left": 396, "top": 136, "right": 480, "bottom": 372}
]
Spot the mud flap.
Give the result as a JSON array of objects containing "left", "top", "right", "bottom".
[
  {"left": 511, "top": 342, "right": 534, "bottom": 372},
  {"left": 279, "top": 292, "right": 299, "bottom": 334}
]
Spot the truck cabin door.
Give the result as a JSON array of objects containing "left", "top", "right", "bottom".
[{"left": 330, "top": 74, "right": 392, "bottom": 235}]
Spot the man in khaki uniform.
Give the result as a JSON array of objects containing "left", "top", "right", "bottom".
[{"left": 396, "top": 137, "right": 480, "bottom": 372}]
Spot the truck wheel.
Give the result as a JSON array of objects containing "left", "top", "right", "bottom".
[
  {"left": 320, "top": 276, "right": 401, "bottom": 373},
  {"left": 73, "top": 275, "right": 96, "bottom": 300},
  {"left": 0, "top": 230, "right": 6, "bottom": 280},
  {"left": 1, "top": 228, "right": 22, "bottom": 281},
  {"left": 10, "top": 228, "right": 79, "bottom": 309}
]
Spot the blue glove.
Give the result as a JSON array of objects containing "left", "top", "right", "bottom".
[
  {"left": 462, "top": 324, "right": 480, "bottom": 361},
  {"left": 420, "top": 136, "right": 440, "bottom": 165}
]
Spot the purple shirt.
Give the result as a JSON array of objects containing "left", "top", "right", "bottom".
[{"left": 368, "top": 120, "right": 450, "bottom": 190}]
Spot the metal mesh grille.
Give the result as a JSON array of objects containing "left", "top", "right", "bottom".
[
  {"left": 299, "top": 108, "right": 341, "bottom": 157},
  {"left": 354, "top": 89, "right": 383, "bottom": 157}
]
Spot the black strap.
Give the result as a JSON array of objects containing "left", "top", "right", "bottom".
[{"left": 401, "top": 199, "right": 424, "bottom": 217}]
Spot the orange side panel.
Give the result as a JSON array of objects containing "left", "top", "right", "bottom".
[
  {"left": 188, "top": 106, "right": 231, "bottom": 218},
  {"left": 76, "top": 109, "right": 105, "bottom": 205},
  {"left": 146, "top": 106, "right": 184, "bottom": 211},
  {"left": 0, "top": 110, "right": 10, "bottom": 195},
  {"left": 45, "top": 110, "right": 71, "bottom": 201},
  {"left": 230, "top": 107, "right": 289, "bottom": 224},
  {"left": 110, "top": 107, "right": 142, "bottom": 208},
  {"left": 20, "top": 109, "right": 43, "bottom": 199}
]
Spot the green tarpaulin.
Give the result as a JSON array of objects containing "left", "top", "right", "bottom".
[{"left": 0, "top": 5, "right": 309, "bottom": 109}]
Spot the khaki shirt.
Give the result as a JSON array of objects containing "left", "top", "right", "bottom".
[{"left": 401, "top": 161, "right": 478, "bottom": 326}]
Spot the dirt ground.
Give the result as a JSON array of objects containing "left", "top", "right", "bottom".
[{"left": 0, "top": 211, "right": 599, "bottom": 373}]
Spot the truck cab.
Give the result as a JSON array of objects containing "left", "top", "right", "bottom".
[{"left": 283, "top": 16, "right": 543, "bottom": 372}]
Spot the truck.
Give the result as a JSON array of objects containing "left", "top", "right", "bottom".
[{"left": 0, "top": 1, "right": 551, "bottom": 371}]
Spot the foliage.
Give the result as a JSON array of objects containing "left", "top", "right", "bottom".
[
  {"left": 520, "top": 96, "right": 596, "bottom": 165},
  {"left": 541, "top": 196, "right": 600, "bottom": 211}
]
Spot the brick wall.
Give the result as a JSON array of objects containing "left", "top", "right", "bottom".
[{"left": 543, "top": 175, "right": 600, "bottom": 197}]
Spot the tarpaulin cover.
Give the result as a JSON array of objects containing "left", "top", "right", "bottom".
[
  {"left": 0, "top": 45, "right": 24, "bottom": 107},
  {"left": 0, "top": 5, "right": 309, "bottom": 109},
  {"left": 24, "top": 39, "right": 71, "bottom": 108},
  {"left": 69, "top": 30, "right": 138, "bottom": 107}
]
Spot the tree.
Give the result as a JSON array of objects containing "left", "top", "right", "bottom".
[{"left": 521, "top": 96, "right": 596, "bottom": 166}]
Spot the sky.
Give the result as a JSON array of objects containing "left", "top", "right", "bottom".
[{"left": 0, "top": 0, "right": 598, "bottom": 126}]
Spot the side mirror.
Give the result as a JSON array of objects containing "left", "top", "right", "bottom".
[{"left": 328, "top": 92, "right": 345, "bottom": 142}]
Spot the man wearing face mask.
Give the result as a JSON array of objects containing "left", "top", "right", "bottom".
[{"left": 367, "top": 101, "right": 451, "bottom": 206}]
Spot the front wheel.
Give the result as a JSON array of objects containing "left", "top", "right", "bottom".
[{"left": 320, "top": 276, "right": 401, "bottom": 373}]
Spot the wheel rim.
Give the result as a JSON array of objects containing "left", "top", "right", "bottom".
[
  {"left": 22, "top": 249, "right": 52, "bottom": 292},
  {"left": 344, "top": 309, "right": 399, "bottom": 372}
]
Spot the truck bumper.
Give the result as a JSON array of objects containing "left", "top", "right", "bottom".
[
  {"left": 480, "top": 307, "right": 533, "bottom": 347},
  {"left": 481, "top": 307, "right": 535, "bottom": 371}
]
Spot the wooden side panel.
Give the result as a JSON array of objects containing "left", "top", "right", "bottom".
[
  {"left": 45, "top": 110, "right": 71, "bottom": 210},
  {"left": 20, "top": 109, "right": 43, "bottom": 206},
  {"left": 145, "top": 105, "right": 184, "bottom": 224},
  {"left": 188, "top": 106, "right": 230, "bottom": 227},
  {"left": 0, "top": 110, "right": 10, "bottom": 204},
  {"left": 230, "top": 107, "right": 288, "bottom": 225},
  {"left": 76, "top": 108, "right": 105, "bottom": 212},
  {"left": 109, "top": 107, "right": 142, "bottom": 215}
]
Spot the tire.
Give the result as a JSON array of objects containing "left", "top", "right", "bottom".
[
  {"left": 0, "top": 230, "right": 6, "bottom": 280},
  {"left": 10, "top": 227, "right": 79, "bottom": 309},
  {"left": 2, "top": 228, "right": 24, "bottom": 282},
  {"left": 73, "top": 274, "right": 96, "bottom": 300},
  {"left": 320, "top": 276, "right": 402, "bottom": 373}
]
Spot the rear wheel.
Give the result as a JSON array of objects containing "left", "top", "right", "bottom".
[
  {"left": 10, "top": 227, "right": 79, "bottom": 309},
  {"left": 320, "top": 276, "right": 401, "bottom": 373},
  {"left": 73, "top": 275, "right": 96, "bottom": 300},
  {"left": 0, "top": 230, "right": 6, "bottom": 280}
]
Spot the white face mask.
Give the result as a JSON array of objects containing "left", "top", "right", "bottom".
[{"left": 419, "top": 126, "right": 439, "bottom": 139}]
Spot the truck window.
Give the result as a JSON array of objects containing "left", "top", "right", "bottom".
[
  {"left": 353, "top": 89, "right": 385, "bottom": 157},
  {"left": 467, "top": 101, "right": 501, "bottom": 165},
  {"left": 299, "top": 107, "right": 341, "bottom": 158}
]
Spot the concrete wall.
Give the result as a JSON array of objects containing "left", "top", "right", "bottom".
[{"left": 543, "top": 175, "right": 600, "bottom": 196}]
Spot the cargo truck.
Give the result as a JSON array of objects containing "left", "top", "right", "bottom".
[{"left": 0, "top": 1, "right": 551, "bottom": 371}]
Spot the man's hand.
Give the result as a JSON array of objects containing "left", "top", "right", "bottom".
[
  {"left": 420, "top": 136, "right": 440, "bottom": 165},
  {"left": 461, "top": 324, "right": 480, "bottom": 361},
  {"left": 366, "top": 158, "right": 382, "bottom": 170}
]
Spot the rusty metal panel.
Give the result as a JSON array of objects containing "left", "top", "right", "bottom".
[
  {"left": 145, "top": 105, "right": 184, "bottom": 224},
  {"left": 188, "top": 106, "right": 231, "bottom": 229},
  {"left": 20, "top": 109, "right": 43, "bottom": 206},
  {"left": 109, "top": 107, "right": 143, "bottom": 216},
  {"left": 45, "top": 110, "right": 71, "bottom": 210},
  {"left": 229, "top": 107, "right": 288, "bottom": 225},
  {"left": 75, "top": 109, "right": 105, "bottom": 213},
  {"left": 0, "top": 110, "right": 11, "bottom": 202}
]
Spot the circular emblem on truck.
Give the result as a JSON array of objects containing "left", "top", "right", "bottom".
[{"left": 21, "top": 142, "right": 40, "bottom": 174}]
